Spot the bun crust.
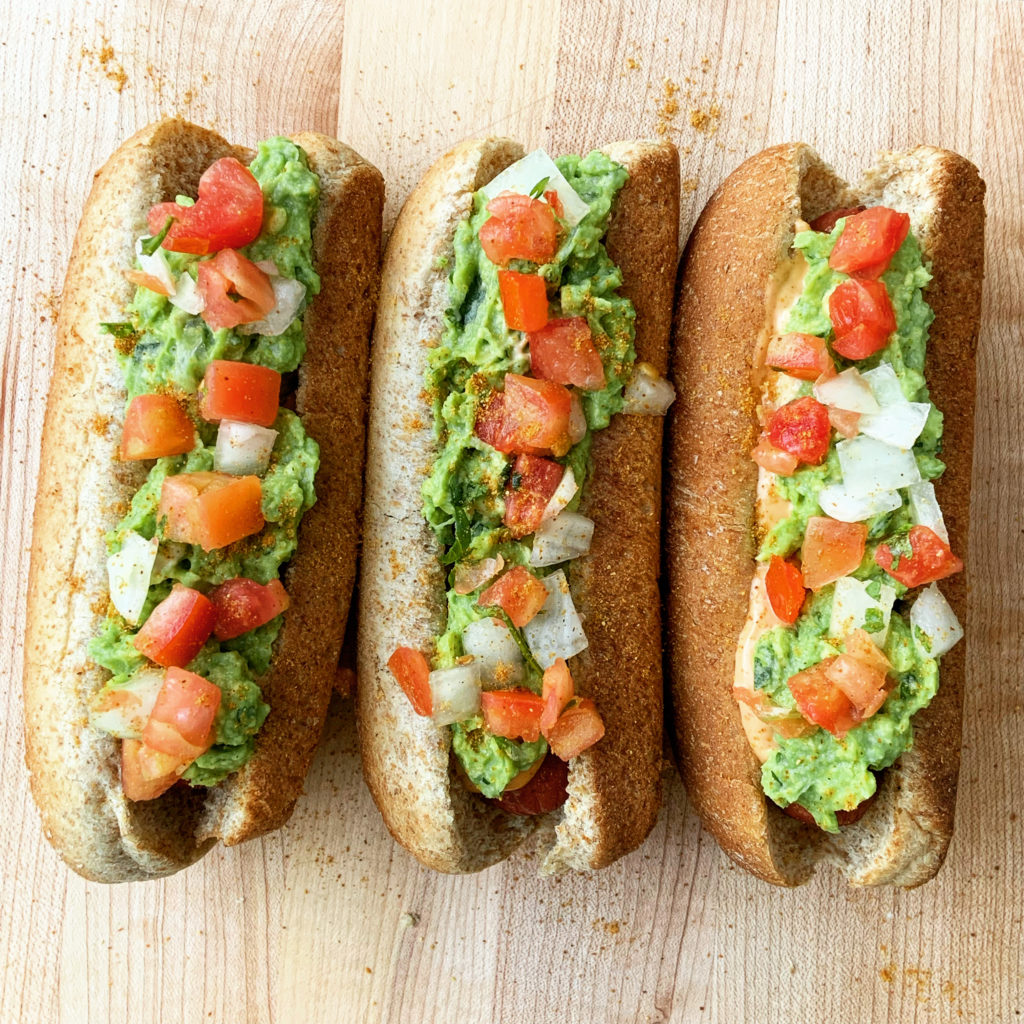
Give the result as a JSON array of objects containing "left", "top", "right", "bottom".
[
  {"left": 664, "top": 144, "right": 985, "bottom": 886},
  {"left": 23, "top": 119, "right": 382, "bottom": 882},
  {"left": 357, "top": 137, "right": 679, "bottom": 873}
]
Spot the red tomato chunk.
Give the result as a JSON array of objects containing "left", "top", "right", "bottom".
[
  {"left": 497, "top": 271, "right": 549, "bottom": 332},
  {"left": 504, "top": 454, "right": 564, "bottom": 538},
  {"left": 829, "top": 279, "right": 896, "bottom": 360},
  {"left": 481, "top": 689, "right": 545, "bottom": 743},
  {"left": 766, "top": 397, "right": 831, "bottom": 465},
  {"left": 800, "top": 517, "right": 868, "bottom": 592},
  {"left": 120, "top": 394, "right": 195, "bottom": 460},
  {"left": 787, "top": 659, "right": 859, "bottom": 738},
  {"left": 159, "top": 471, "right": 265, "bottom": 551},
  {"left": 148, "top": 157, "right": 263, "bottom": 255},
  {"left": 387, "top": 647, "right": 433, "bottom": 717},
  {"left": 527, "top": 317, "right": 606, "bottom": 390},
  {"left": 546, "top": 697, "right": 605, "bottom": 760},
  {"left": 765, "top": 333, "right": 833, "bottom": 381},
  {"left": 828, "top": 207, "right": 910, "bottom": 279},
  {"left": 479, "top": 192, "right": 559, "bottom": 266},
  {"left": 209, "top": 577, "right": 290, "bottom": 640},
  {"left": 478, "top": 565, "right": 548, "bottom": 627},
  {"left": 197, "top": 250, "right": 276, "bottom": 331},
  {"left": 475, "top": 374, "right": 574, "bottom": 457},
  {"left": 875, "top": 525, "right": 963, "bottom": 587},
  {"left": 133, "top": 584, "right": 216, "bottom": 668},
  {"left": 198, "top": 359, "right": 281, "bottom": 427},
  {"left": 142, "top": 667, "right": 222, "bottom": 762},
  {"left": 765, "top": 556, "right": 806, "bottom": 625}
]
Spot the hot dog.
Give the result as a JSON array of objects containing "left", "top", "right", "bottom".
[
  {"left": 664, "top": 144, "right": 984, "bottom": 886},
  {"left": 23, "top": 118, "right": 382, "bottom": 882},
  {"left": 358, "top": 138, "right": 679, "bottom": 872}
]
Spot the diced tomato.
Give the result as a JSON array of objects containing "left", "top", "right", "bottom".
[
  {"left": 829, "top": 207, "right": 910, "bottom": 279},
  {"left": 527, "top": 317, "right": 606, "bottom": 390},
  {"left": 733, "top": 686, "right": 815, "bottom": 739},
  {"left": 120, "top": 394, "right": 195, "bottom": 460},
  {"left": 765, "top": 333, "right": 834, "bottom": 381},
  {"left": 808, "top": 205, "right": 866, "bottom": 234},
  {"left": 765, "top": 556, "right": 806, "bottom": 625},
  {"left": 751, "top": 434, "right": 799, "bottom": 476},
  {"left": 787, "top": 659, "right": 859, "bottom": 738},
  {"left": 496, "top": 754, "right": 569, "bottom": 815},
  {"left": 829, "top": 279, "right": 896, "bottom": 360},
  {"left": 546, "top": 696, "right": 605, "bottom": 760},
  {"left": 766, "top": 396, "right": 831, "bottom": 465},
  {"left": 120, "top": 739, "right": 184, "bottom": 801},
  {"left": 874, "top": 525, "right": 963, "bottom": 587},
  {"left": 208, "top": 577, "right": 290, "bottom": 640},
  {"left": 147, "top": 157, "right": 263, "bottom": 255},
  {"left": 504, "top": 454, "right": 564, "bottom": 538},
  {"left": 158, "top": 471, "right": 265, "bottom": 551},
  {"left": 198, "top": 360, "right": 281, "bottom": 427},
  {"left": 133, "top": 584, "right": 216, "bottom": 668},
  {"left": 478, "top": 565, "right": 548, "bottom": 627},
  {"left": 479, "top": 192, "right": 559, "bottom": 266},
  {"left": 828, "top": 406, "right": 861, "bottom": 439},
  {"left": 481, "top": 689, "right": 545, "bottom": 743},
  {"left": 197, "top": 249, "right": 276, "bottom": 331},
  {"left": 843, "top": 628, "right": 892, "bottom": 675},
  {"left": 539, "top": 657, "right": 574, "bottom": 736},
  {"left": 142, "top": 667, "right": 221, "bottom": 761},
  {"left": 497, "top": 270, "right": 549, "bottom": 332},
  {"left": 825, "top": 654, "right": 888, "bottom": 719},
  {"left": 800, "top": 517, "right": 868, "bottom": 591},
  {"left": 124, "top": 269, "right": 172, "bottom": 296},
  {"left": 387, "top": 647, "right": 432, "bottom": 717},
  {"left": 543, "top": 189, "right": 564, "bottom": 219},
  {"left": 475, "top": 374, "right": 574, "bottom": 457}
]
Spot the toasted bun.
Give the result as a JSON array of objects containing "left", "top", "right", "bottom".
[
  {"left": 664, "top": 144, "right": 985, "bottom": 886},
  {"left": 23, "top": 118, "right": 382, "bottom": 882},
  {"left": 357, "top": 137, "right": 679, "bottom": 873}
]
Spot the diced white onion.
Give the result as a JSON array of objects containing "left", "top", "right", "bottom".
[
  {"left": 812, "top": 368, "right": 880, "bottom": 414},
  {"left": 214, "top": 420, "right": 278, "bottom": 476},
  {"left": 530, "top": 511, "right": 594, "bottom": 567},
  {"left": 428, "top": 662, "right": 482, "bottom": 727},
  {"left": 89, "top": 667, "right": 165, "bottom": 739},
  {"left": 106, "top": 531, "right": 159, "bottom": 624},
  {"left": 622, "top": 362, "right": 676, "bottom": 415},
  {"left": 461, "top": 617, "right": 524, "bottom": 688},
  {"left": 134, "top": 238, "right": 176, "bottom": 295},
  {"left": 239, "top": 271, "right": 306, "bottom": 337},
  {"left": 169, "top": 270, "right": 204, "bottom": 314},
  {"left": 151, "top": 541, "right": 188, "bottom": 580},
  {"left": 541, "top": 466, "right": 578, "bottom": 523},
  {"left": 829, "top": 576, "right": 896, "bottom": 646},
  {"left": 856, "top": 362, "right": 931, "bottom": 449},
  {"left": 860, "top": 363, "right": 906, "bottom": 405},
  {"left": 836, "top": 435, "right": 922, "bottom": 496},
  {"left": 453, "top": 555, "right": 504, "bottom": 595},
  {"left": 480, "top": 149, "right": 591, "bottom": 227},
  {"left": 910, "top": 584, "right": 963, "bottom": 658},
  {"left": 908, "top": 481, "right": 949, "bottom": 544},
  {"left": 522, "top": 569, "right": 588, "bottom": 669},
  {"left": 817, "top": 482, "right": 902, "bottom": 523}
]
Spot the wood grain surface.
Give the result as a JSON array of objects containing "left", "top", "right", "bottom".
[{"left": 2, "top": 1, "right": 1021, "bottom": 1021}]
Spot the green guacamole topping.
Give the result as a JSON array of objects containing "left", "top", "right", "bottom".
[
  {"left": 89, "top": 137, "right": 321, "bottom": 787},
  {"left": 423, "top": 153, "right": 633, "bottom": 795},
  {"left": 752, "top": 215, "right": 952, "bottom": 831}
]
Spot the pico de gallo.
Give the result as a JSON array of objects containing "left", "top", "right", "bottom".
[
  {"left": 387, "top": 149, "right": 675, "bottom": 814},
  {"left": 737, "top": 204, "right": 965, "bottom": 832},
  {"left": 88, "top": 138, "right": 323, "bottom": 800}
]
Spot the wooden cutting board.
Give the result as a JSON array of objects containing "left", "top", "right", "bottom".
[{"left": 2, "top": 1, "right": 1021, "bottom": 1021}]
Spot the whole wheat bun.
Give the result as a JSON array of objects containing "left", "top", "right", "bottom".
[
  {"left": 664, "top": 144, "right": 985, "bottom": 886},
  {"left": 23, "top": 118, "right": 383, "bottom": 882},
  {"left": 357, "top": 137, "right": 679, "bottom": 873}
]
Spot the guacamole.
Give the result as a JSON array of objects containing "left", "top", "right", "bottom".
[
  {"left": 752, "top": 215, "right": 953, "bottom": 831},
  {"left": 89, "top": 137, "right": 321, "bottom": 787},
  {"left": 424, "top": 153, "right": 634, "bottom": 794}
]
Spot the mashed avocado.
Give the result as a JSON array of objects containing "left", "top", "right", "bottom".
[
  {"left": 753, "top": 216, "right": 951, "bottom": 831},
  {"left": 425, "top": 153, "right": 633, "bottom": 794},
  {"left": 89, "top": 137, "right": 321, "bottom": 787}
]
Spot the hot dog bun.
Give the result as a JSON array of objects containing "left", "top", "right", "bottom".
[
  {"left": 23, "top": 118, "right": 382, "bottom": 882},
  {"left": 357, "top": 137, "right": 679, "bottom": 873},
  {"left": 664, "top": 144, "right": 984, "bottom": 886}
]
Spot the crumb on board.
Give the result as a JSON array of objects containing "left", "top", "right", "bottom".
[{"left": 80, "top": 37, "right": 127, "bottom": 93}]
